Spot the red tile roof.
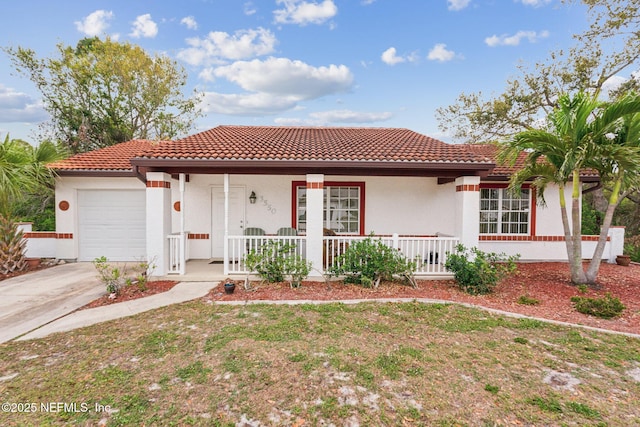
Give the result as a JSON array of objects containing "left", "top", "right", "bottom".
[
  {"left": 138, "top": 126, "right": 493, "bottom": 164},
  {"left": 468, "top": 143, "right": 600, "bottom": 180},
  {"left": 49, "top": 140, "right": 161, "bottom": 171},
  {"left": 466, "top": 144, "right": 525, "bottom": 178}
]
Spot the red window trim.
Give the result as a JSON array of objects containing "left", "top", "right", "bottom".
[
  {"left": 291, "top": 180, "right": 366, "bottom": 235},
  {"left": 479, "top": 183, "right": 537, "bottom": 237}
]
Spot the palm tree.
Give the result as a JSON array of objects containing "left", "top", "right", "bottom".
[
  {"left": 0, "top": 135, "right": 66, "bottom": 274},
  {"left": 500, "top": 92, "right": 640, "bottom": 285}
]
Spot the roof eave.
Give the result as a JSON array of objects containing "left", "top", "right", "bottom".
[
  {"left": 130, "top": 157, "right": 496, "bottom": 177},
  {"left": 55, "top": 169, "right": 138, "bottom": 177}
]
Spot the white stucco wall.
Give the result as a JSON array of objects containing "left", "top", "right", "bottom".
[
  {"left": 532, "top": 183, "right": 578, "bottom": 236},
  {"left": 17, "top": 223, "right": 57, "bottom": 258},
  {"left": 361, "top": 176, "right": 456, "bottom": 236},
  {"left": 55, "top": 176, "right": 146, "bottom": 260},
  {"left": 173, "top": 174, "right": 460, "bottom": 259},
  {"left": 55, "top": 173, "right": 603, "bottom": 263}
]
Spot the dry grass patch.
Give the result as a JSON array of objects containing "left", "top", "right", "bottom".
[{"left": 0, "top": 300, "right": 639, "bottom": 426}]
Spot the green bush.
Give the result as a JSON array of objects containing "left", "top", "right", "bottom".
[
  {"left": 517, "top": 295, "right": 540, "bottom": 306},
  {"left": 93, "top": 256, "right": 154, "bottom": 295},
  {"left": 444, "top": 244, "right": 519, "bottom": 295},
  {"left": 570, "top": 293, "right": 625, "bottom": 319},
  {"left": 329, "top": 236, "right": 416, "bottom": 288},
  {"left": 624, "top": 235, "right": 640, "bottom": 263},
  {"left": 244, "top": 241, "right": 311, "bottom": 287}
]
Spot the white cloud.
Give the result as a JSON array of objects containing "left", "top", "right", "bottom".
[
  {"left": 201, "top": 92, "right": 298, "bottom": 115},
  {"left": 447, "top": 0, "right": 470, "bottom": 11},
  {"left": 601, "top": 75, "right": 629, "bottom": 98},
  {"left": 213, "top": 57, "right": 353, "bottom": 100},
  {"left": 0, "top": 85, "right": 47, "bottom": 123},
  {"left": 244, "top": 2, "right": 257, "bottom": 15},
  {"left": 177, "top": 28, "right": 277, "bottom": 66},
  {"left": 517, "top": 0, "right": 551, "bottom": 6},
  {"left": 274, "top": 117, "right": 316, "bottom": 126},
  {"left": 361, "top": 0, "right": 376, "bottom": 4},
  {"left": 180, "top": 16, "right": 198, "bottom": 30},
  {"left": 201, "top": 57, "right": 354, "bottom": 115},
  {"left": 381, "top": 47, "right": 405, "bottom": 65},
  {"left": 129, "top": 14, "right": 158, "bottom": 38},
  {"left": 198, "top": 68, "right": 216, "bottom": 82},
  {"left": 274, "top": 0, "right": 338, "bottom": 26},
  {"left": 427, "top": 44, "right": 456, "bottom": 62},
  {"left": 485, "top": 30, "right": 549, "bottom": 47},
  {"left": 309, "top": 109, "right": 393, "bottom": 123},
  {"left": 75, "top": 10, "right": 114, "bottom": 36}
]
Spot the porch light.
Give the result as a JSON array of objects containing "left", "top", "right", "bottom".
[{"left": 249, "top": 191, "right": 257, "bottom": 204}]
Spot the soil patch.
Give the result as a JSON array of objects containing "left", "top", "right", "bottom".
[
  {"left": 205, "top": 262, "right": 640, "bottom": 335},
  {"left": 80, "top": 280, "right": 179, "bottom": 310}
]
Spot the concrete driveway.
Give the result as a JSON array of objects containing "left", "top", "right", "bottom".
[{"left": 0, "top": 263, "right": 103, "bottom": 344}]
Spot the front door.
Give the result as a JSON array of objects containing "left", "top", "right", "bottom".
[{"left": 211, "top": 186, "right": 246, "bottom": 259}]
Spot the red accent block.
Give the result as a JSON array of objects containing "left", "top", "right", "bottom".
[
  {"left": 146, "top": 181, "right": 171, "bottom": 188},
  {"left": 306, "top": 182, "right": 324, "bottom": 189},
  {"left": 455, "top": 184, "right": 480, "bottom": 192},
  {"left": 188, "top": 233, "right": 210, "bottom": 240}
]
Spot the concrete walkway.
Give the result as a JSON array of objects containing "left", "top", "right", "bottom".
[
  {"left": 0, "top": 263, "right": 103, "bottom": 344},
  {"left": 0, "top": 262, "right": 219, "bottom": 344},
  {"left": 18, "top": 281, "right": 217, "bottom": 341}
]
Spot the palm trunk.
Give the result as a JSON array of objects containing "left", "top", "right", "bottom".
[
  {"left": 570, "top": 172, "right": 587, "bottom": 284},
  {"left": 558, "top": 184, "right": 575, "bottom": 263},
  {"left": 585, "top": 176, "right": 623, "bottom": 283}
]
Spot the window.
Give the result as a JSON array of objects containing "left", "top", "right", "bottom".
[
  {"left": 294, "top": 182, "right": 364, "bottom": 234},
  {"left": 480, "top": 187, "right": 531, "bottom": 234}
]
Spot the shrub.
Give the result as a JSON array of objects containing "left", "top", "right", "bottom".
[
  {"left": 517, "top": 295, "right": 540, "bottom": 306},
  {"left": 93, "top": 256, "right": 154, "bottom": 295},
  {"left": 244, "top": 241, "right": 311, "bottom": 287},
  {"left": 328, "top": 236, "right": 416, "bottom": 288},
  {"left": 444, "top": 244, "right": 519, "bottom": 295},
  {"left": 624, "top": 235, "right": 640, "bottom": 263},
  {"left": 570, "top": 293, "right": 625, "bottom": 319}
]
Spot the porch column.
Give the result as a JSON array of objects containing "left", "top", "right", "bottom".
[
  {"left": 454, "top": 176, "right": 480, "bottom": 249},
  {"left": 306, "top": 174, "right": 324, "bottom": 277},
  {"left": 146, "top": 172, "right": 172, "bottom": 276}
]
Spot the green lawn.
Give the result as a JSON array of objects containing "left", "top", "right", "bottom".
[{"left": 1, "top": 300, "right": 639, "bottom": 426}]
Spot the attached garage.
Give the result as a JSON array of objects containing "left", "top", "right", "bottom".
[{"left": 77, "top": 190, "right": 146, "bottom": 262}]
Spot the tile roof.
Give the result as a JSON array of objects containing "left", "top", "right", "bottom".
[
  {"left": 137, "top": 126, "right": 493, "bottom": 164},
  {"left": 466, "top": 144, "right": 525, "bottom": 178},
  {"left": 468, "top": 144, "right": 600, "bottom": 180},
  {"left": 48, "top": 140, "right": 161, "bottom": 171}
]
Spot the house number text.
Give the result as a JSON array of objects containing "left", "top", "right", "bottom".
[{"left": 259, "top": 196, "right": 277, "bottom": 214}]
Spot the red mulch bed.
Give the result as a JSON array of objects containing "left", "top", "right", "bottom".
[
  {"left": 80, "top": 281, "right": 179, "bottom": 310},
  {"left": 205, "top": 262, "right": 640, "bottom": 335},
  {"left": 0, "top": 261, "right": 54, "bottom": 281}
]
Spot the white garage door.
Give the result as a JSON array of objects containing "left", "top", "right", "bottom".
[{"left": 78, "top": 190, "right": 146, "bottom": 262}]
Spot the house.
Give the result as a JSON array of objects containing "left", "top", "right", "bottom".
[{"left": 46, "top": 126, "right": 624, "bottom": 277}]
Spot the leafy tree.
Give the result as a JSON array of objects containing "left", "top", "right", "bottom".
[
  {"left": 436, "top": 0, "right": 640, "bottom": 143},
  {"left": 0, "top": 135, "right": 66, "bottom": 273},
  {"left": 5, "top": 37, "right": 202, "bottom": 153},
  {"left": 501, "top": 92, "right": 640, "bottom": 285}
]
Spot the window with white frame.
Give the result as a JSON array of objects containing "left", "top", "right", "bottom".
[
  {"left": 479, "top": 187, "right": 531, "bottom": 234},
  {"left": 295, "top": 183, "right": 363, "bottom": 234}
]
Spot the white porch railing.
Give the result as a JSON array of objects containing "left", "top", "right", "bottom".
[
  {"left": 323, "top": 234, "right": 459, "bottom": 275},
  {"left": 167, "top": 232, "right": 189, "bottom": 274},
  {"left": 225, "top": 235, "right": 307, "bottom": 275}
]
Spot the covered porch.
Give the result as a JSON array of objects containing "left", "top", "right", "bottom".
[{"left": 147, "top": 171, "right": 482, "bottom": 278}]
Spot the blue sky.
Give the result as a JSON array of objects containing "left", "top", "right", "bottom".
[{"left": 1, "top": 0, "right": 594, "bottom": 143}]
